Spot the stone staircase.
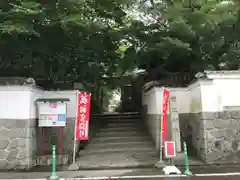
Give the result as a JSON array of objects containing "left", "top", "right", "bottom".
[{"left": 76, "top": 112, "right": 158, "bottom": 169}]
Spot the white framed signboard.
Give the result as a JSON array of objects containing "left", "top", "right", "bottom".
[{"left": 37, "top": 101, "right": 67, "bottom": 127}]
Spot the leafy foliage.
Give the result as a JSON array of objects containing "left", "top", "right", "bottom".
[
  {"left": 0, "top": 0, "right": 240, "bottom": 88},
  {"left": 123, "top": 0, "right": 240, "bottom": 79},
  {"left": 0, "top": 0, "right": 132, "bottom": 88}
]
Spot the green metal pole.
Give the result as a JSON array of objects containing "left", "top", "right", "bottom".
[
  {"left": 50, "top": 145, "right": 58, "bottom": 180},
  {"left": 183, "top": 142, "right": 193, "bottom": 175}
]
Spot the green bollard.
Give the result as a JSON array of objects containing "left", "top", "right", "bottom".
[
  {"left": 50, "top": 145, "right": 58, "bottom": 180},
  {"left": 183, "top": 142, "right": 193, "bottom": 175}
]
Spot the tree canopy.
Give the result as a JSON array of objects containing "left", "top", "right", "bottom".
[
  {"left": 0, "top": 0, "right": 240, "bottom": 88},
  {"left": 122, "top": 0, "right": 240, "bottom": 79}
]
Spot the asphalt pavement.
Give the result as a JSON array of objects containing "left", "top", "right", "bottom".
[{"left": 0, "top": 166, "right": 240, "bottom": 179}]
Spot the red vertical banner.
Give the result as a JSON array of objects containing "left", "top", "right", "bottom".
[
  {"left": 76, "top": 92, "right": 91, "bottom": 140},
  {"left": 162, "top": 89, "right": 170, "bottom": 146}
]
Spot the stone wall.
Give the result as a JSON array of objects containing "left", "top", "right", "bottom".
[
  {"left": 179, "top": 111, "right": 240, "bottom": 164},
  {"left": 202, "top": 111, "right": 240, "bottom": 164},
  {"left": 142, "top": 101, "right": 240, "bottom": 165},
  {"left": 0, "top": 119, "right": 37, "bottom": 170},
  {"left": 142, "top": 111, "right": 210, "bottom": 161},
  {"left": 180, "top": 113, "right": 205, "bottom": 158}
]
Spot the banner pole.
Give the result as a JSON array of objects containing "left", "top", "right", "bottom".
[
  {"left": 160, "top": 113, "right": 163, "bottom": 162},
  {"left": 59, "top": 127, "right": 63, "bottom": 163},
  {"left": 73, "top": 90, "right": 78, "bottom": 164},
  {"left": 160, "top": 87, "right": 166, "bottom": 163},
  {"left": 42, "top": 128, "right": 45, "bottom": 161},
  {"left": 155, "top": 88, "right": 165, "bottom": 168},
  {"left": 68, "top": 90, "right": 79, "bottom": 170}
]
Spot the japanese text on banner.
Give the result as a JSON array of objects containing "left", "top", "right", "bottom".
[
  {"left": 76, "top": 92, "right": 91, "bottom": 140},
  {"left": 162, "top": 89, "right": 170, "bottom": 146}
]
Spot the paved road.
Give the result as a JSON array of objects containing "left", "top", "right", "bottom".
[{"left": 1, "top": 166, "right": 240, "bottom": 179}]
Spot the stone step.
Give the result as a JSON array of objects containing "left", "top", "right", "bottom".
[
  {"left": 100, "top": 114, "right": 140, "bottom": 118},
  {"left": 105, "top": 118, "right": 139, "bottom": 123},
  {"left": 95, "top": 131, "right": 145, "bottom": 137},
  {"left": 91, "top": 135, "right": 150, "bottom": 143},
  {"left": 98, "top": 116, "right": 140, "bottom": 119},
  {"left": 78, "top": 151, "right": 158, "bottom": 159},
  {"left": 95, "top": 117, "right": 140, "bottom": 121},
  {"left": 77, "top": 153, "right": 158, "bottom": 160},
  {"left": 106, "top": 122, "right": 139, "bottom": 126},
  {"left": 103, "top": 112, "right": 139, "bottom": 115},
  {"left": 85, "top": 141, "right": 154, "bottom": 149},
  {"left": 90, "top": 139, "right": 151, "bottom": 147},
  {"left": 77, "top": 160, "right": 157, "bottom": 170},
  {"left": 101, "top": 117, "right": 140, "bottom": 121},
  {"left": 93, "top": 112, "right": 139, "bottom": 117},
  {"left": 76, "top": 153, "right": 158, "bottom": 170},
  {"left": 79, "top": 146, "right": 156, "bottom": 155},
  {"left": 106, "top": 123, "right": 138, "bottom": 127},
  {"left": 100, "top": 126, "right": 139, "bottom": 132}
]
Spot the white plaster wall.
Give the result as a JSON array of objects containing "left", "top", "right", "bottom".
[
  {"left": 155, "top": 87, "right": 189, "bottom": 114},
  {"left": 188, "top": 81, "right": 202, "bottom": 113},
  {"left": 200, "top": 80, "right": 219, "bottom": 112},
  {"left": 142, "top": 88, "right": 156, "bottom": 114},
  {"left": 0, "top": 86, "right": 41, "bottom": 119},
  {"left": 196, "top": 78, "right": 240, "bottom": 112},
  {"left": 142, "top": 87, "right": 158, "bottom": 149},
  {"left": 142, "top": 86, "right": 189, "bottom": 151},
  {"left": 0, "top": 87, "right": 79, "bottom": 119},
  {"left": 155, "top": 88, "right": 164, "bottom": 114},
  {"left": 29, "top": 87, "right": 44, "bottom": 119},
  {"left": 143, "top": 77, "right": 240, "bottom": 117},
  {"left": 43, "top": 90, "right": 79, "bottom": 118},
  {"left": 142, "top": 73, "right": 240, "bottom": 155},
  {"left": 213, "top": 78, "right": 240, "bottom": 111},
  {"left": 175, "top": 88, "right": 189, "bottom": 114},
  {"left": 143, "top": 77, "right": 240, "bottom": 116}
]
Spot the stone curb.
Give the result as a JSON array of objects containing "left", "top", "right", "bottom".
[{"left": 0, "top": 179, "right": 46, "bottom": 180}]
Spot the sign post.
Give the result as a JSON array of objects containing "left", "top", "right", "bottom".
[
  {"left": 36, "top": 99, "right": 69, "bottom": 127},
  {"left": 72, "top": 92, "right": 78, "bottom": 166},
  {"left": 162, "top": 141, "right": 181, "bottom": 175},
  {"left": 36, "top": 98, "right": 69, "bottom": 165},
  {"left": 69, "top": 91, "right": 80, "bottom": 170},
  {"left": 169, "top": 95, "right": 181, "bottom": 152},
  {"left": 69, "top": 92, "right": 91, "bottom": 170}
]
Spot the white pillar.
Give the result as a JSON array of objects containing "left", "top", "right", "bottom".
[{"left": 169, "top": 95, "right": 182, "bottom": 152}]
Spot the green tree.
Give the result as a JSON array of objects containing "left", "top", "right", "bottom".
[
  {"left": 1, "top": 0, "right": 240, "bottom": 86},
  {"left": 0, "top": 0, "right": 133, "bottom": 87},
  {"left": 122, "top": 0, "right": 240, "bottom": 79}
]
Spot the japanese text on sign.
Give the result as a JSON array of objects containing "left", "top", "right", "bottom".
[
  {"left": 76, "top": 92, "right": 91, "bottom": 140},
  {"left": 164, "top": 141, "right": 176, "bottom": 158}
]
